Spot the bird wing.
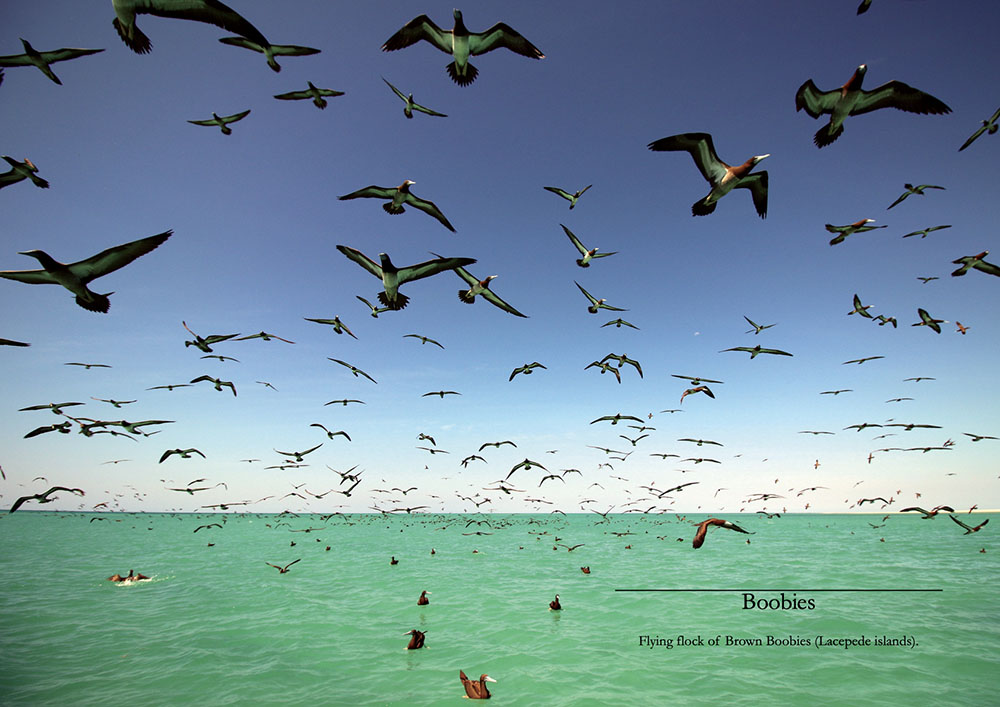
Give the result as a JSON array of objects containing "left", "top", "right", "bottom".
[
  {"left": 647, "top": 132, "right": 727, "bottom": 185},
  {"left": 959, "top": 124, "right": 988, "bottom": 151},
  {"left": 273, "top": 89, "right": 310, "bottom": 100},
  {"left": 853, "top": 81, "right": 951, "bottom": 116},
  {"left": 794, "top": 79, "right": 841, "bottom": 117},
  {"left": 0, "top": 267, "right": 58, "bottom": 285},
  {"left": 40, "top": 47, "right": 106, "bottom": 63},
  {"left": 733, "top": 172, "right": 768, "bottom": 218},
  {"left": 142, "top": 0, "right": 271, "bottom": 49},
  {"left": 468, "top": 22, "right": 545, "bottom": 58},
  {"left": 544, "top": 186, "right": 571, "bottom": 200},
  {"left": 221, "top": 109, "right": 251, "bottom": 123},
  {"left": 381, "top": 15, "right": 453, "bottom": 53},
  {"left": 972, "top": 258, "right": 1000, "bottom": 277},
  {"left": 575, "top": 281, "right": 598, "bottom": 304},
  {"left": 561, "top": 224, "right": 588, "bottom": 255},
  {"left": 336, "top": 245, "right": 383, "bottom": 279},
  {"left": 66, "top": 230, "right": 172, "bottom": 284},
  {"left": 382, "top": 76, "right": 408, "bottom": 100},
  {"left": 404, "top": 193, "right": 456, "bottom": 232},
  {"left": 338, "top": 185, "right": 396, "bottom": 201},
  {"left": 412, "top": 102, "right": 447, "bottom": 117},
  {"left": 396, "top": 256, "right": 476, "bottom": 285}
]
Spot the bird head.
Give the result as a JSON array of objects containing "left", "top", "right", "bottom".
[
  {"left": 751, "top": 154, "right": 770, "bottom": 166},
  {"left": 400, "top": 179, "right": 415, "bottom": 190}
]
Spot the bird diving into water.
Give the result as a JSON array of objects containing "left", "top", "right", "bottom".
[
  {"left": 381, "top": 9, "right": 544, "bottom": 86},
  {"left": 648, "top": 132, "right": 769, "bottom": 218},
  {"left": 795, "top": 64, "right": 951, "bottom": 148},
  {"left": 338, "top": 180, "right": 455, "bottom": 232},
  {"left": 0, "top": 39, "right": 104, "bottom": 85},
  {"left": 0, "top": 230, "right": 171, "bottom": 313},
  {"left": 336, "top": 245, "right": 475, "bottom": 310},
  {"left": 381, "top": 77, "right": 447, "bottom": 119},
  {"left": 111, "top": 0, "right": 272, "bottom": 57}
]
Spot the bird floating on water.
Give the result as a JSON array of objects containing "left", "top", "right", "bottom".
[
  {"left": 795, "top": 64, "right": 951, "bottom": 148},
  {"left": 0, "top": 230, "right": 171, "bottom": 313},
  {"left": 274, "top": 81, "right": 344, "bottom": 109},
  {"left": 382, "top": 9, "right": 544, "bottom": 86},
  {"left": 218, "top": 36, "right": 319, "bottom": 72},
  {"left": 648, "top": 132, "right": 768, "bottom": 218},
  {"left": 381, "top": 77, "right": 447, "bottom": 119},
  {"left": 187, "top": 109, "right": 250, "bottom": 135},
  {"left": 0, "top": 39, "right": 104, "bottom": 85},
  {"left": 339, "top": 180, "right": 455, "bottom": 232},
  {"left": 459, "top": 671, "right": 497, "bottom": 699},
  {"left": 337, "top": 245, "right": 475, "bottom": 311},
  {"left": 111, "top": 0, "right": 271, "bottom": 56},
  {"left": 404, "top": 629, "right": 426, "bottom": 649}
]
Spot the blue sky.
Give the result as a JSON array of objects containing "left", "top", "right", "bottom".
[{"left": 1, "top": 1, "right": 998, "bottom": 514}]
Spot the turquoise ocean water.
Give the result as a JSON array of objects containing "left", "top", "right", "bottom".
[{"left": 1, "top": 512, "right": 997, "bottom": 705}]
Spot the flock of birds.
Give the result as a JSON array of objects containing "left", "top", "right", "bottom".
[{"left": 1, "top": 2, "right": 998, "bottom": 697}]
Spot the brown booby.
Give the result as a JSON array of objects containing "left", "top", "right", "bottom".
[
  {"left": 795, "top": 64, "right": 951, "bottom": 148},
  {"left": 544, "top": 185, "right": 592, "bottom": 210},
  {"left": 959, "top": 107, "right": 1000, "bottom": 151},
  {"left": 648, "top": 133, "right": 768, "bottom": 218},
  {"left": 336, "top": 245, "right": 475, "bottom": 310},
  {"left": 436, "top": 256, "right": 527, "bottom": 317},
  {"left": 382, "top": 9, "right": 544, "bottom": 86},
  {"left": 0, "top": 230, "right": 171, "bottom": 312},
  {"left": 0, "top": 156, "right": 49, "bottom": 190},
  {"left": 404, "top": 629, "right": 426, "bottom": 649},
  {"left": 0, "top": 39, "right": 104, "bottom": 85},
  {"left": 950, "top": 515, "right": 989, "bottom": 534},
  {"left": 9, "top": 485, "right": 84, "bottom": 513},
  {"left": 217, "top": 36, "right": 319, "bottom": 72},
  {"left": 911, "top": 308, "right": 945, "bottom": 334},
  {"left": 887, "top": 183, "right": 945, "bottom": 210},
  {"left": 274, "top": 81, "right": 344, "bottom": 109},
  {"left": 562, "top": 224, "right": 617, "bottom": 267},
  {"left": 825, "top": 219, "right": 886, "bottom": 245},
  {"left": 459, "top": 671, "right": 496, "bottom": 699},
  {"left": 691, "top": 518, "right": 753, "bottom": 548},
  {"left": 417, "top": 590, "right": 430, "bottom": 605},
  {"left": 549, "top": 594, "right": 561, "bottom": 610},
  {"left": 951, "top": 251, "right": 1000, "bottom": 278},
  {"left": 338, "top": 180, "right": 455, "bottom": 232},
  {"left": 111, "top": 0, "right": 271, "bottom": 56},
  {"left": 187, "top": 109, "right": 251, "bottom": 135},
  {"left": 575, "top": 281, "right": 627, "bottom": 314},
  {"left": 382, "top": 77, "right": 447, "bottom": 119}
]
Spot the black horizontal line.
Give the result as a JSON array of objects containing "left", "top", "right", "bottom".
[{"left": 614, "top": 589, "right": 943, "bottom": 592}]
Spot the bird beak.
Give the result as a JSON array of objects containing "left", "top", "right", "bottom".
[
  {"left": 484, "top": 676, "right": 497, "bottom": 683},
  {"left": 755, "top": 154, "right": 770, "bottom": 161}
]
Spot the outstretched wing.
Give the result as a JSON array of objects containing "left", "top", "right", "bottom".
[
  {"left": 794, "top": 79, "right": 841, "bottom": 117},
  {"left": 405, "top": 194, "right": 456, "bottom": 232},
  {"left": 468, "top": 23, "right": 545, "bottom": 58},
  {"left": 66, "top": 230, "right": 172, "bottom": 284},
  {"left": 336, "top": 245, "right": 383, "bottom": 279},
  {"left": 396, "top": 255, "right": 476, "bottom": 285},
  {"left": 733, "top": 172, "right": 768, "bottom": 219},
  {"left": 381, "top": 15, "right": 452, "bottom": 53},
  {"left": 143, "top": 0, "right": 270, "bottom": 49},
  {"left": 338, "top": 185, "right": 395, "bottom": 201},
  {"left": 648, "top": 132, "right": 727, "bottom": 185},
  {"left": 853, "top": 81, "right": 951, "bottom": 116}
]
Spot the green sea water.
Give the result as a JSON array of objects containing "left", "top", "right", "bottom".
[{"left": 1, "top": 512, "right": 997, "bottom": 705}]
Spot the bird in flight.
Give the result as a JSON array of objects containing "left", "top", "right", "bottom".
[
  {"left": 509, "top": 362, "right": 546, "bottom": 381},
  {"left": 743, "top": 316, "right": 776, "bottom": 335},
  {"left": 273, "top": 81, "right": 344, "bottom": 110},
  {"left": 265, "top": 559, "right": 301, "bottom": 574},
  {"left": 159, "top": 448, "right": 206, "bottom": 463},
  {"left": 444, "top": 259, "right": 527, "bottom": 318},
  {"left": 720, "top": 345, "right": 793, "bottom": 358},
  {"left": 887, "top": 183, "right": 945, "bottom": 210},
  {"left": 544, "top": 184, "right": 592, "bottom": 210},
  {"left": 304, "top": 316, "right": 356, "bottom": 339},
  {"left": 795, "top": 64, "right": 951, "bottom": 148},
  {"left": 825, "top": 219, "right": 886, "bottom": 245},
  {"left": 111, "top": 0, "right": 272, "bottom": 57},
  {"left": 648, "top": 132, "right": 768, "bottom": 218},
  {"left": 381, "top": 9, "right": 544, "bottom": 86},
  {"left": 691, "top": 518, "right": 753, "bottom": 549},
  {"left": 959, "top": 106, "right": 1000, "bottom": 151},
  {"left": 339, "top": 180, "right": 455, "bottom": 232},
  {"left": 337, "top": 245, "right": 475, "bottom": 311},
  {"left": 187, "top": 109, "right": 251, "bottom": 135},
  {"left": 9, "top": 485, "right": 84, "bottom": 513},
  {"left": 381, "top": 77, "right": 447, "bottom": 119},
  {"left": 217, "top": 36, "right": 320, "bottom": 72},
  {"left": 575, "top": 281, "right": 627, "bottom": 314},
  {"left": 328, "top": 358, "right": 377, "bottom": 384},
  {"left": 1, "top": 231, "right": 171, "bottom": 313},
  {"left": 911, "top": 308, "right": 945, "bottom": 334},
  {"left": 562, "top": 224, "right": 617, "bottom": 268},
  {"left": 951, "top": 251, "right": 1000, "bottom": 278},
  {"left": 0, "top": 39, "right": 104, "bottom": 85}
]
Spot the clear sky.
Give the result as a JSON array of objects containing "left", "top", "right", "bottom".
[{"left": 1, "top": 1, "right": 998, "bottom": 515}]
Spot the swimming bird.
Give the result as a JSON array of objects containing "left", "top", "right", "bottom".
[
  {"left": 691, "top": 518, "right": 753, "bottom": 548},
  {"left": 911, "top": 308, "right": 944, "bottom": 334},
  {"left": 182, "top": 321, "right": 239, "bottom": 352},
  {"left": 900, "top": 505, "right": 954, "bottom": 518},
  {"left": 404, "top": 334, "right": 444, "bottom": 349},
  {"left": 111, "top": 0, "right": 271, "bottom": 56},
  {"left": 190, "top": 375, "right": 237, "bottom": 396},
  {"left": 217, "top": 36, "right": 319, "bottom": 72},
  {"left": 0, "top": 156, "right": 49, "bottom": 190},
  {"left": 274, "top": 81, "right": 344, "bottom": 109},
  {"left": 951, "top": 251, "right": 1000, "bottom": 278},
  {"left": 575, "top": 281, "right": 627, "bottom": 314},
  {"left": 159, "top": 448, "right": 205, "bottom": 463},
  {"left": 338, "top": 180, "right": 455, "bottom": 232},
  {"left": 720, "top": 345, "right": 793, "bottom": 358},
  {"left": 950, "top": 515, "right": 989, "bottom": 534},
  {"left": 381, "top": 77, "right": 447, "bottom": 119},
  {"left": 404, "top": 629, "right": 426, "bottom": 649},
  {"left": 0, "top": 39, "right": 104, "bottom": 85},
  {"left": 549, "top": 594, "right": 561, "bottom": 610},
  {"left": 336, "top": 245, "right": 475, "bottom": 310},
  {"left": 959, "top": 106, "right": 1000, "bottom": 151},
  {"left": 187, "top": 109, "right": 251, "bottom": 135},
  {"left": 9, "top": 485, "right": 84, "bottom": 513},
  {"left": 0, "top": 230, "right": 171, "bottom": 312},
  {"left": 648, "top": 132, "right": 768, "bottom": 218},
  {"left": 445, "top": 259, "right": 527, "bottom": 317},
  {"left": 509, "top": 362, "right": 546, "bottom": 381},
  {"left": 887, "top": 183, "right": 945, "bottom": 210},
  {"left": 902, "top": 224, "right": 951, "bottom": 239},
  {"left": 328, "top": 358, "right": 377, "bottom": 383},
  {"left": 459, "top": 671, "right": 497, "bottom": 699},
  {"left": 796, "top": 64, "right": 951, "bottom": 147},
  {"left": 826, "top": 219, "right": 886, "bottom": 245},
  {"left": 680, "top": 386, "right": 714, "bottom": 403},
  {"left": 417, "top": 590, "right": 431, "bottom": 606},
  {"left": 265, "top": 559, "right": 301, "bottom": 573},
  {"left": 545, "top": 185, "right": 592, "bottom": 210},
  {"left": 382, "top": 9, "right": 544, "bottom": 86},
  {"left": 562, "top": 224, "right": 617, "bottom": 267},
  {"left": 304, "top": 316, "right": 356, "bottom": 339}
]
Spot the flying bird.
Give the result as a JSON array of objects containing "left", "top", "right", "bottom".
[
  {"left": 381, "top": 77, "right": 447, "bottom": 118},
  {"left": 950, "top": 515, "right": 989, "bottom": 534},
  {"left": 0, "top": 156, "right": 49, "bottom": 190},
  {"left": 648, "top": 132, "right": 768, "bottom": 218},
  {"left": 9, "top": 486, "right": 84, "bottom": 513},
  {"left": 825, "top": 219, "right": 886, "bottom": 245},
  {"left": 187, "top": 109, "right": 251, "bottom": 135},
  {"left": 0, "top": 230, "right": 171, "bottom": 313},
  {"left": 381, "top": 9, "right": 544, "bottom": 86},
  {"left": 887, "top": 183, "right": 945, "bottom": 210},
  {"left": 562, "top": 224, "right": 616, "bottom": 267},
  {"left": 445, "top": 259, "right": 527, "bottom": 318},
  {"left": 795, "top": 64, "right": 951, "bottom": 148},
  {"left": 0, "top": 39, "right": 104, "bottom": 85},
  {"left": 680, "top": 386, "right": 715, "bottom": 404},
  {"left": 911, "top": 308, "right": 945, "bottom": 334},
  {"left": 111, "top": 0, "right": 272, "bottom": 56},
  {"left": 304, "top": 317, "right": 356, "bottom": 339},
  {"left": 404, "top": 334, "right": 444, "bottom": 349},
  {"left": 273, "top": 81, "right": 344, "bottom": 109},
  {"left": 691, "top": 518, "right": 753, "bottom": 549},
  {"left": 336, "top": 245, "right": 475, "bottom": 310},
  {"left": 190, "top": 375, "right": 237, "bottom": 396},
  {"left": 275, "top": 444, "right": 323, "bottom": 462},
  {"left": 338, "top": 180, "right": 455, "bottom": 232},
  {"left": 265, "top": 559, "right": 301, "bottom": 573},
  {"left": 218, "top": 36, "right": 319, "bottom": 72},
  {"left": 544, "top": 184, "right": 592, "bottom": 210},
  {"left": 848, "top": 294, "right": 874, "bottom": 318},
  {"left": 951, "top": 251, "right": 1000, "bottom": 278},
  {"left": 509, "top": 362, "right": 546, "bottom": 381},
  {"left": 959, "top": 106, "right": 1000, "bottom": 151},
  {"left": 900, "top": 505, "right": 954, "bottom": 518},
  {"left": 720, "top": 345, "right": 793, "bottom": 358},
  {"left": 328, "top": 358, "right": 377, "bottom": 383},
  {"left": 575, "top": 281, "right": 627, "bottom": 314},
  {"left": 743, "top": 316, "right": 776, "bottom": 335},
  {"left": 158, "top": 448, "right": 206, "bottom": 463},
  {"left": 901, "top": 225, "right": 951, "bottom": 239},
  {"left": 182, "top": 321, "right": 239, "bottom": 352}
]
